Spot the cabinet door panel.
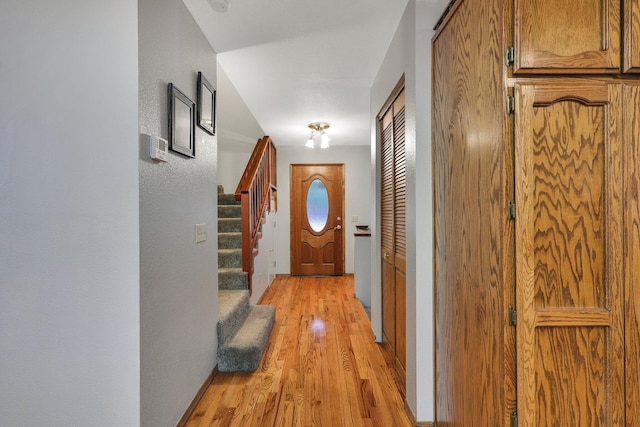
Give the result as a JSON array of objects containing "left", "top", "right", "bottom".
[
  {"left": 515, "top": 81, "right": 624, "bottom": 426},
  {"left": 624, "top": 0, "right": 640, "bottom": 72},
  {"left": 624, "top": 84, "right": 640, "bottom": 424},
  {"left": 514, "top": 0, "right": 620, "bottom": 73}
]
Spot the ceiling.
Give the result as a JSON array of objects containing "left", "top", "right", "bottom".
[{"left": 184, "top": 0, "right": 449, "bottom": 148}]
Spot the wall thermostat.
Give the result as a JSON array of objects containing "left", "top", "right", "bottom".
[{"left": 149, "top": 135, "right": 168, "bottom": 162}]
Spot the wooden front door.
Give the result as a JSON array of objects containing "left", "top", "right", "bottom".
[
  {"left": 290, "top": 164, "right": 344, "bottom": 276},
  {"left": 380, "top": 81, "right": 406, "bottom": 386},
  {"left": 514, "top": 81, "right": 625, "bottom": 426}
]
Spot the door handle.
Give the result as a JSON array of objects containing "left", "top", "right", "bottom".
[{"left": 334, "top": 225, "right": 342, "bottom": 231}]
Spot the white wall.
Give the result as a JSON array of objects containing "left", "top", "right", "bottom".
[
  {"left": 217, "top": 151, "right": 251, "bottom": 194},
  {"left": 0, "top": 1, "right": 140, "bottom": 426},
  {"left": 138, "top": 0, "right": 218, "bottom": 425},
  {"left": 216, "top": 63, "right": 265, "bottom": 193},
  {"left": 370, "top": 0, "right": 436, "bottom": 422},
  {"left": 414, "top": 0, "right": 438, "bottom": 421},
  {"left": 250, "top": 210, "right": 277, "bottom": 305},
  {"left": 275, "top": 145, "right": 371, "bottom": 275},
  {"left": 215, "top": 61, "right": 273, "bottom": 303}
]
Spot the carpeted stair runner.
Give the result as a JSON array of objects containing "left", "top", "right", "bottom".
[{"left": 216, "top": 186, "right": 275, "bottom": 372}]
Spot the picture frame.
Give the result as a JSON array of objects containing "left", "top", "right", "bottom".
[
  {"left": 197, "top": 71, "right": 216, "bottom": 135},
  {"left": 168, "top": 83, "right": 196, "bottom": 158}
]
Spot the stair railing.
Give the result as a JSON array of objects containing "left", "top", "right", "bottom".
[{"left": 234, "top": 136, "right": 277, "bottom": 293}]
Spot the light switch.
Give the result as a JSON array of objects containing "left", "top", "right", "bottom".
[
  {"left": 195, "top": 224, "right": 207, "bottom": 243},
  {"left": 351, "top": 215, "right": 359, "bottom": 222}
]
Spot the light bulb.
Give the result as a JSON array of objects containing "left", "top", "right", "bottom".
[{"left": 320, "top": 132, "right": 330, "bottom": 149}]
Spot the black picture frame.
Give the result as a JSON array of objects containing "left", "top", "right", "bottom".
[
  {"left": 197, "top": 72, "right": 216, "bottom": 135},
  {"left": 168, "top": 83, "right": 196, "bottom": 158}
]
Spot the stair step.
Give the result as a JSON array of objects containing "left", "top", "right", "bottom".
[
  {"left": 218, "top": 218, "right": 241, "bottom": 233},
  {"left": 218, "top": 268, "right": 248, "bottom": 290},
  {"left": 218, "top": 204, "right": 241, "bottom": 219},
  {"left": 219, "top": 248, "right": 242, "bottom": 269},
  {"left": 218, "top": 232, "right": 242, "bottom": 249},
  {"left": 217, "top": 193, "right": 240, "bottom": 206},
  {"left": 217, "top": 290, "right": 250, "bottom": 345},
  {"left": 218, "top": 304, "right": 276, "bottom": 372}
]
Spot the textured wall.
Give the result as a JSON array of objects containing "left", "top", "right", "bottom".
[
  {"left": 0, "top": 1, "right": 140, "bottom": 425},
  {"left": 370, "top": 0, "right": 437, "bottom": 421},
  {"left": 138, "top": 0, "right": 218, "bottom": 425}
]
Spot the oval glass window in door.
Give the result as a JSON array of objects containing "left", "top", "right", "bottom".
[{"left": 306, "top": 178, "right": 329, "bottom": 232}]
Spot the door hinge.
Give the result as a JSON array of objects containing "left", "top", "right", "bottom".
[
  {"left": 506, "top": 46, "right": 515, "bottom": 67},
  {"left": 507, "top": 200, "right": 516, "bottom": 220},
  {"left": 507, "top": 95, "right": 515, "bottom": 115},
  {"left": 509, "top": 306, "right": 517, "bottom": 326},
  {"left": 510, "top": 411, "right": 518, "bottom": 427}
]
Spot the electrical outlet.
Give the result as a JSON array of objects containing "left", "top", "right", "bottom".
[{"left": 195, "top": 224, "right": 207, "bottom": 243}]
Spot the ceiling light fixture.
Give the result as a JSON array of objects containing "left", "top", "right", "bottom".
[
  {"left": 306, "top": 122, "right": 331, "bottom": 149},
  {"left": 209, "top": 0, "right": 230, "bottom": 13}
]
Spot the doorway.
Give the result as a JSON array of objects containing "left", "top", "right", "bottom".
[{"left": 290, "top": 164, "right": 345, "bottom": 276}]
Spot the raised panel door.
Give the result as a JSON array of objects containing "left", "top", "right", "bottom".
[
  {"left": 624, "top": 84, "right": 640, "bottom": 424},
  {"left": 514, "top": 81, "right": 624, "bottom": 426},
  {"left": 514, "top": 0, "right": 621, "bottom": 74},
  {"left": 624, "top": 0, "right": 640, "bottom": 72}
]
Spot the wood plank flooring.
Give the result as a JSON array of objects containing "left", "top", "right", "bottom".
[{"left": 186, "top": 275, "right": 413, "bottom": 427}]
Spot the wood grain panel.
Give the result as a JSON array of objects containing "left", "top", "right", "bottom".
[
  {"left": 395, "top": 263, "right": 406, "bottom": 380},
  {"left": 530, "top": 99, "right": 605, "bottom": 308},
  {"left": 624, "top": 84, "right": 640, "bottom": 424},
  {"left": 624, "top": 0, "right": 640, "bottom": 72},
  {"left": 382, "top": 259, "right": 395, "bottom": 348},
  {"left": 515, "top": 81, "right": 624, "bottom": 427},
  {"left": 534, "top": 327, "right": 608, "bottom": 425},
  {"left": 514, "top": 0, "right": 621, "bottom": 73},
  {"left": 432, "top": 0, "right": 507, "bottom": 424}
]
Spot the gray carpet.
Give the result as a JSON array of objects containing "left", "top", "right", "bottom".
[{"left": 216, "top": 187, "right": 275, "bottom": 372}]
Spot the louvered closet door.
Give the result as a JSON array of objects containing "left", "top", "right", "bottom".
[
  {"left": 514, "top": 81, "right": 624, "bottom": 426},
  {"left": 392, "top": 91, "right": 406, "bottom": 380},
  {"left": 380, "top": 84, "right": 406, "bottom": 385},
  {"left": 381, "top": 103, "right": 396, "bottom": 354}
]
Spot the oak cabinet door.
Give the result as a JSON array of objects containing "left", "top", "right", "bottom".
[
  {"left": 514, "top": 80, "right": 625, "bottom": 426},
  {"left": 514, "top": 0, "right": 621, "bottom": 74},
  {"left": 624, "top": 0, "right": 640, "bottom": 72}
]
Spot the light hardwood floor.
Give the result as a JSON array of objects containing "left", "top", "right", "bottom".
[{"left": 185, "top": 275, "right": 413, "bottom": 427}]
